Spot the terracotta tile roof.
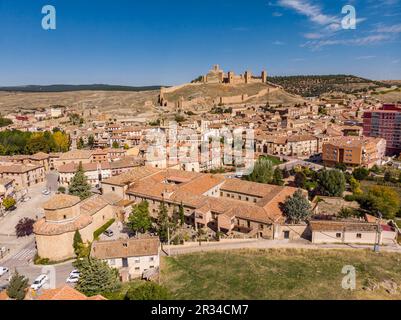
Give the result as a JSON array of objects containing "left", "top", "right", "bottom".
[
  {"left": 221, "top": 179, "right": 279, "bottom": 198},
  {"left": 0, "top": 290, "right": 9, "bottom": 300},
  {"left": 59, "top": 150, "right": 94, "bottom": 160},
  {"left": 34, "top": 214, "right": 93, "bottom": 236},
  {"left": 30, "top": 152, "right": 50, "bottom": 160},
  {"left": 91, "top": 237, "right": 160, "bottom": 260},
  {"left": 42, "top": 194, "right": 81, "bottom": 210},
  {"left": 58, "top": 161, "right": 111, "bottom": 173},
  {"left": 79, "top": 194, "right": 109, "bottom": 216},
  {"left": 0, "top": 164, "right": 42, "bottom": 174},
  {"left": 309, "top": 220, "right": 378, "bottom": 232},
  {"left": 102, "top": 166, "right": 160, "bottom": 186},
  {"left": 37, "top": 286, "right": 106, "bottom": 300}
]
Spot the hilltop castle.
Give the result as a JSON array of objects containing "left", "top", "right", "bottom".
[{"left": 201, "top": 64, "right": 267, "bottom": 84}]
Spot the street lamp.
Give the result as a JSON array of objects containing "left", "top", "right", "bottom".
[{"left": 374, "top": 211, "right": 382, "bottom": 253}]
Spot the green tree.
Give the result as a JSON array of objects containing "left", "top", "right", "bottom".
[
  {"left": 384, "top": 170, "right": 392, "bottom": 182},
  {"left": 317, "top": 170, "right": 346, "bottom": 197},
  {"left": 74, "top": 257, "right": 119, "bottom": 297},
  {"left": 68, "top": 162, "right": 92, "bottom": 200},
  {"left": 353, "top": 167, "right": 369, "bottom": 181},
  {"left": 128, "top": 201, "right": 152, "bottom": 234},
  {"left": 73, "top": 230, "right": 83, "bottom": 256},
  {"left": 335, "top": 163, "right": 347, "bottom": 172},
  {"left": 2, "top": 196, "right": 16, "bottom": 210},
  {"left": 125, "top": 282, "right": 171, "bottom": 300},
  {"left": 6, "top": 272, "right": 29, "bottom": 300},
  {"left": 282, "top": 190, "right": 312, "bottom": 224},
  {"left": 338, "top": 207, "right": 357, "bottom": 219},
  {"left": 358, "top": 186, "right": 400, "bottom": 219},
  {"left": 87, "top": 135, "right": 95, "bottom": 149},
  {"left": 349, "top": 177, "right": 363, "bottom": 195},
  {"left": 294, "top": 171, "right": 306, "bottom": 188},
  {"left": 112, "top": 141, "right": 120, "bottom": 149},
  {"left": 178, "top": 203, "right": 185, "bottom": 226},
  {"left": 157, "top": 201, "right": 170, "bottom": 243},
  {"left": 272, "top": 168, "right": 284, "bottom": 186},
  {"left": 77, "top": 137, "right": 85, "bottom": 149},
  {"left": 245, "top": 158, "right": 273, "bottom": 184}
]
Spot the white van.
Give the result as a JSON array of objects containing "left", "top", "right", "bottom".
[{"left": 31, "top": 274, "right": 49, "bottom": 291}]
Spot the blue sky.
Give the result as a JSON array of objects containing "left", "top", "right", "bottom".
[{"left": 0, "top": 0, "right": 400, "bottom": 86}]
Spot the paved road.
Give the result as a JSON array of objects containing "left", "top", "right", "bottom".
[{"left": 0, "top": 182, "right": 54, "bottom": 263}]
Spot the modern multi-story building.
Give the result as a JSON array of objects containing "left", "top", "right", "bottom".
[
  {"left": 322, "top": 136, "right": 386, "bottom": 168},
  {"left": 363, "top": 104, "right": 401, "bottom": 156}
]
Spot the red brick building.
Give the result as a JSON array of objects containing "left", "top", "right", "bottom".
[{"left": 363, "top": 104, "right": 401, "bottom": 156}]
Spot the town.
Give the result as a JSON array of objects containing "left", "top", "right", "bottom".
[{"left": 0, "top": 63, "right": 400, "bottom": 300}]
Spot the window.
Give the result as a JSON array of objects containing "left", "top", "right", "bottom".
[
  {"left": 283, "top": 231, "right": 290, "bottom": 239},
  {"left": 149, "top": 257, "right": 154, "bottom": 262},
  {"left": 111, "top": 187, "right": 115, "bottom": 191},
  {"left": 135, "top": 258, "right": 140, "bottom": 263},
  {"left": 110, "top": 259, "right": 115, "bottom": 266},
  {"left": 336, "top": 233, "right": 341, "bottom": 238},
  {"left": 356, "top": 233, "right": 362, "bottom": 239},
  {"left": 135, "top": 267, "right": 140, "bottom": 271}
]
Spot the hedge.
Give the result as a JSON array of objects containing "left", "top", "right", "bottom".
[{"left": 93, "top": 219, "right": 115, "bottom": 240}]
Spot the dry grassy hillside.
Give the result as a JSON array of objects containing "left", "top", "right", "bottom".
[
  {"left": 0, "top": 90, "right": 160, "bottom": 117},
  {"left": 163, "top": 83, "right": 305, "bottom": 106}
]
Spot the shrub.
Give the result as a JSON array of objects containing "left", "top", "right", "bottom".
[
  {"left": 15, "top": 218, "right": 35, "bottom": 238},
  {"left": 125, "top": 282, "right": 171, "bottom": 300},
  {"left": 93, "top": 219, "right": 115, "bottom": 240}
]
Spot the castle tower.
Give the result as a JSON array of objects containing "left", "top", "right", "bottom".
[
  {"left": 244, "top": 70, "right": 252, "bottom": 84},
  {"left": 228, "top": 71, "right": 234, "bottom": 84},
  {"left": 261, "top": 70, "right": 267, "bottom": 83}
]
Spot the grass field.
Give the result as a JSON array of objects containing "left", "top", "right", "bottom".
[
  {"left": 260, "top": 155, "right": 284, "bottom": 166},
  {"left": 160, "top": 249, "right": 401, "bottom": 300}
]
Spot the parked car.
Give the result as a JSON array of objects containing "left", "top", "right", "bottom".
[
  {"left": 0, "top": 267, "right": 9, "bottom": 276},
  {"left": 30, "top": 274, "right": 48, "bottom": 291},
  {"left": 66, "top": 269, "right": 80, "bottom": 283},
  {"left": 103, "top": 229, "right": 114, "bottom": 237},
  {"left": 66, "top": 274, "right": 79, "bottom": 283},
  {"left": 42, "top": 189, "right": 51, "bottom": 196}
]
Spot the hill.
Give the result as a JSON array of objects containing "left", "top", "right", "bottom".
[
  {"left": 162, "top": 82, "right": 305, "bottom": 110},
  {"left": 0, "top": 84, "right": 163, "bottom": 93},
  {"left": 0, "top": 90, "right": 160, "bottom": 117},
  {"left": 267, "top": 75, "right": 391, "bottom": 97}
]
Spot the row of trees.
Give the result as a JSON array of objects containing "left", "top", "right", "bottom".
[{"left": 0, "top": 129, "right": 70, "bottom": 155}]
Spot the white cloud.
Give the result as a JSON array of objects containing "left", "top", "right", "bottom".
[
  {"left": 302, "top": 34, "right": 391, "bottom": 50},
  {"left": 376, "top": 24, "right": 401, "bottom": 33},
  {"left": 355, "top": 55, "right": 376, "bottom": 60},
  {"left": 273, "top": 40, "right": 285, "bottom": 45},
  {"left": 272, "top": 12, "right": 283, "bottom": 17},
  {"left": 277, "top": 0, "right": 338, "bottom": 26},
  {"left": 303, "top": 32, "right": 323, "bottom": 39}
]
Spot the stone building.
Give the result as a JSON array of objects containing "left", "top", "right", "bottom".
[
  {"left": 34, "top": 194, "right": 116, "bottom": 261},
  {"left": 202, "top": 65, "right": 267, "bottom": 84},
  {"left": 101, "top": 166, "right": 304, "bottom": 240},
  {"left": 91, "top": 237, "right": 160, "bottom": 281}
]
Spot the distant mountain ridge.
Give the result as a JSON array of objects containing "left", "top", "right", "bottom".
[{"left": 0, "top": 84, "right": 164, "bottom": 93}]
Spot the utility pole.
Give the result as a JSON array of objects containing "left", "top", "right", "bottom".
[
  {"left": 167, "top": 225, "right": 170, "bottom": 256},
  {"left": 374, "top": 211, "right": 382, "bottom": 253}
]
